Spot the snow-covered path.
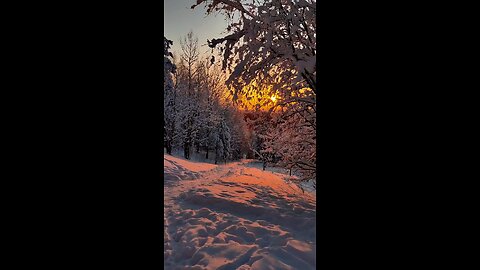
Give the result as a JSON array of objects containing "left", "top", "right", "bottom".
[{"left": 164, "top": 154, "right": 316, "bottom": 270}]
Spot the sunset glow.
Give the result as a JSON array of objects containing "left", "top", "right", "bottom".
[{"left": 164, "top": 0, "right": 317, "bottom": 268}]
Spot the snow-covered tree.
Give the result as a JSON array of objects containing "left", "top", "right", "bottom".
[
  {"left": 227, "top": 108, "right": 249, "bottom": 160},
  {"left": 191, "top": 0, "right": 316, "bottom": 99},
  {"left": 175, "top": 31, "right": 201, "bottom": 160},
  {"left": 195, "top": 59, "right": 227, "bottom": 160},
  {"left": 212, "top": 115, "right": 232, "bottom": 164},
  {"left": 192, "top": 0, "right": 317, "bottom": 187},
  {"left": 264, "top": 109, "right": 316, "bottom": 186},
  {"left": 164, "top": 37, "right": 177, "bottom": 155}
]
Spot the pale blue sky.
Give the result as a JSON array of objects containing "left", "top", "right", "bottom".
[{"left": 164, "top": 0, "right": 228, "bottom": 57}]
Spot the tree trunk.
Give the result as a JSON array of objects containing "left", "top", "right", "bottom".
[
  {"left": 184, "top": 144, "right": 190, "bottom": 160},
  {"left": 205, "top": 148, "right": 209, "bottom": 159},
  {"left": 165, "top": 140, "right": 172, "bottom": 155}
]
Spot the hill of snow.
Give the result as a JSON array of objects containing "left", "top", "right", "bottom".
[{"left": 164, "top": 154, "right": 316, "bottom": 270}]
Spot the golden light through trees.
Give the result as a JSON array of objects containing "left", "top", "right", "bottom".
[
  {"left": 221, "top": 78, "right": 313, "bottom": 113},
  {"left": 227, "top": 81, "right": 280, "bottom": 111}
]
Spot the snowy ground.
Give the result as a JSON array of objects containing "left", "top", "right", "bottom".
[{"left": 164, "top": 154, "right": 316, "bottom": 270}]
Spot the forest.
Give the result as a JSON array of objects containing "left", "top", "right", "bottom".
[{"left": 164, "top": 0, "right": 316, "bottom": 187}]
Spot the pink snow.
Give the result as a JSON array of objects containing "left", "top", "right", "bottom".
[
  {"left": 164, "top": 154, "right": 218, "bottom": 172},
  {"left": 164, "top": 154, "right": 316, "bottom": 270}
]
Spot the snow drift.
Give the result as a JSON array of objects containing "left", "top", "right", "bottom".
[{"left": 164, "top": 154, "right": 316, "bottom": 269}]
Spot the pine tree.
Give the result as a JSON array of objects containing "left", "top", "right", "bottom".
[{"left": 164, "top": 37, "right": 176, "bottom": 155}]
